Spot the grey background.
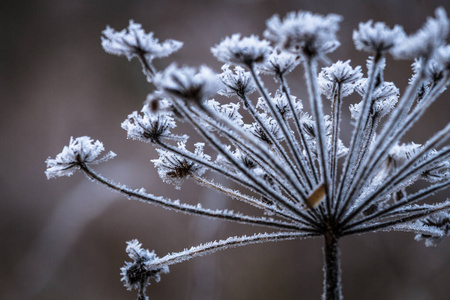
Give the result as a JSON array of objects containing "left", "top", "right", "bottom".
[{"left": 1, "top": 0, "right": 449, "bottom": 299}]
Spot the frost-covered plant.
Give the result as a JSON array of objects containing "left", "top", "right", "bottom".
[{"left": 46, "top": 10, "right": 450, "bottom": 300}]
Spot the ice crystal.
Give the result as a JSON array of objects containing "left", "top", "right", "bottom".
[{"left": 47, "top": 9, "right": 450, "bottom": 300}]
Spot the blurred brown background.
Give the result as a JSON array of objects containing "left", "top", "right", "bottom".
[{"left": 1, "top": 0, "right": 449, "bottom": 299}]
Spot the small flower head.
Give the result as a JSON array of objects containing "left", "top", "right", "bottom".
[
  {"left": 391, "top": 7, "right": 449, "bottom": 60},
  {"left": 121, "top": 239, "right": 169, "bottom": 300},
  {"left": 258, "top": 50, "right": 301, "bottom": 77},
  {"left": 415, "top": 211, "right": 450, "bottom": 247},
  {"left": 318, "top": 60, "right": 363, "bottom": 100},
  {"left": 101, "top": 20, "right": 183, "bottom": 62},
  {"left": 45, "top": 136, "right": 116, "bottom": 179},
  {"left": 409, "top": 58, "right": 447, "bottom": 101},
  {"left": 256, "top": 90, "right": 302, "bottom": 119},
  {"left": 218, "top": 64, "right": 256, "bottom": 98},
  {"left": 211, "top": 34, "right": 272, "bottom": 66},
  {"left": 434, "top": 45, "right": 450, "bottom": 71},
  {"left": 154, "top": 64, "right": 220, "bottom": 104},
  {"left": 121, "top": 104, "right": 186, "bottom": 143},
  {"left": 351, "top": 80, "right": 399, "bottom": 119},
  {"left": 152, "top": 142, "right": 210, "bottom": 189},
  {"left": 244, "top": 115, "right": 284, "bottom": 146},
  {"left": 420, "top": 149, "right": 450, "bottom": 182},
  {"left": 264, "top": 11, "right": 342, "bottom": 58},
  {"left": 205, "top": 99, "right": 244, "bottom": 126},
  {"left": 353, "top": 21, "right": 405, "bottom": 54}
]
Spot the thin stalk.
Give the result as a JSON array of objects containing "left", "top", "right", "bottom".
[
  {"left": 346, "top": 71, "right": 447, "bottom": 204},
  {"left": 191, "top": 174, "right": 306, "bottom": 225},
  {"left": 341, "top": 144, "right": 450, "bottom": 226},
  {"left": 342, "top": 202, "right": 450, "bottom": 235},
  {"left": 249, "top": 64, "right": 315, "bottom": 191},
  {"left": 150, "top": 231, "right": 320, "bottom": 269},
  {"left": 156, "top": 141, "right": 279, "bottom": 202},
  {"left": 204, "top": 95, "right": 309, "bottom": 192},
  {"left": 304, "top": 57, "right": 332, "bottom": 216},
  {"left": 189, "top": 113, "right": 305, "bottom": 203},
  {"left": 279, "top": 74, "right": 319, "bottom": 184},
  {"left": 172, "top": 97, "right": 322, "bottom": 227},
  {"left": 334, "top": 54, "right": 382, "bottom": 221},
  {"left": 342, "top": 179, "right": 450, "bottom": 231},
  {"left": 78, "top": 164, "right": 303, "bottom": 231},
  {"left": 329, "top": 83, "right": 343, "bottom": 211},
  {"left": 194, "top": 104, "right": 310, "bottom": 201}
]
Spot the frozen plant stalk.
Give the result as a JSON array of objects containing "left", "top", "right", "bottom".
[{"left": 46, "top": 9, "right": 450, "bottom": 300}]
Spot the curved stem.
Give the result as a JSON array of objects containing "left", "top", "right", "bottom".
[{"left": 79, "top": 163, "right": 305, "bottom": 231}]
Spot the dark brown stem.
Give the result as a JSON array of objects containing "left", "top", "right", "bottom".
[{"left": 323, "top": 230, "right": 342, "bottom": 300}]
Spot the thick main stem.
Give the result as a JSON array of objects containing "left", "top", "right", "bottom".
[{"left": 323, "top": 231, "right": 342, "bottom": 300}]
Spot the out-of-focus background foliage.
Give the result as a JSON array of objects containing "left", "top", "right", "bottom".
[{"left": 1, "top": 0, "right": 449, "bottom": 299}]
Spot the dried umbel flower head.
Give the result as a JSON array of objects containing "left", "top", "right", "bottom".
[
  {"left": 264, "top": 11, "right": 342, "bottom": 58},
  {"left": 211, "top": 34, "right": 272, "bottom": 66},
  {"left": 318, "top": 60, "right": 363, "bottom": 99},
  {"left": 259, "top": 50, "right": 302, "bottom": 77},
  {"left": 47, "top": 10, "right": 450, "bottom": 300},
  {"left": 391, "top": 7, "right": 449, "bottom": 59},
  {"left": 101, "top": 20, "right": 183, "bottom": 81},
  {"left": 218, "top": 64, "right": 256, "bottom": 98},
  {"left": 121, "top": 104, "right": 186, "bottom": 143},
  {"left": 120, "top": 240, "right": 169, "bottom": 300},
  {"left": 152, "top": 142, "right": 210, "bottom": 189},
  {"left": 45, "top": 136, "right": 116, "bottom": 179},
  {"left": 153, "top": 64, "right": 221, "bottom": 104},
  {"left": 353, "top": 21, "right": 406, "bottom": 54}
]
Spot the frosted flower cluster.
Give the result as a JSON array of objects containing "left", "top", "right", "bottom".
[
  {"left": 47, "top": 8, "right": 450, "bottom": 300},
  {"left": 353, "top": 21, "right": 405, "bottom": 54},
  {"left": 264, "top": 11, "right": 342, "bottom": 58},
  {"left": 102, "top": 21, "right": 182, "bottom": 64},
  {"left": 45, "top": 136, "right": 115, "bottom": 179},
  {"left": 121, "top": 239, "right": 169, "bottom": 300},
  {"left": 153, "top": 64, "right": 220, "bottom": 103},
  {"left": 211, "top": 34, "right": 272, "bottom": 66},
  {"left": 318, "top": 60, "right": 363, "bottom": 99}
]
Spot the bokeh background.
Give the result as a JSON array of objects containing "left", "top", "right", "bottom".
[{"left": 1, "top": 0, "right": 449, "bottom": 299}]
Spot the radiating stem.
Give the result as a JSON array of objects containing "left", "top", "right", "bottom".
[
  {"left": 249, "top": 64, "right": 315, "bottom": 191},
  {"left": 304, "top": 57, "right": 331, "bottom": 216},
  {"left": 334, "top": 54, "right": 382, "bottom": 221},
  {"left": 78, "top": 164, "right": 302, "bottom": 230},
  {"left": 329, "top": 83, "right": 342, "bottom": 211},
  {"left": 279, "top": 74, "right": 319, "bottom": 184}
]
